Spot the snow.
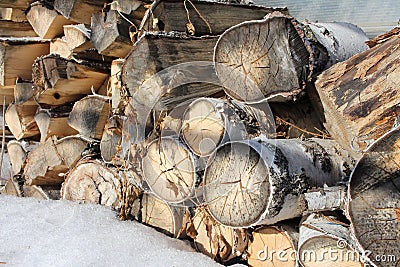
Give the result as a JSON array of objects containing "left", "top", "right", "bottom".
[{"left": 0, "top": 195, "right": 221, "bottom": 267}]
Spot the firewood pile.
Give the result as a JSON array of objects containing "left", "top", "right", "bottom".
[{"left": 0, "top": 0, "right": 399, "bottom": 266}]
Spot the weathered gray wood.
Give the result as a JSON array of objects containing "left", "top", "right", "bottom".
[
  {"left": 54, "top": 0, "right": 106, "bottom": 25},
  {"left": 110, "top": 59, "right": 125, "bottom": 110},
  {"left": 140, "top": 0, "right": 287, "bottom": 36},
  {"left": 68, "top": 95, "right": 111, "bottom": 139},
  {"left": 90, "top": 10, "right": 134, "bottom": 58},
  {"left": 203, "top": 137, "right": 354, "bottom": 227},
  {"left": 22, "top": 184, "right": 61, "bottom": 200},
  {"left": 13, "top": 80, "right": 35, "bottom": 105},
  {"left": 7, "top": 140, "right": 39, "bottom": 175},
  {"left": 347, "top": 127, "right": 400, "bottom": 267},
  {"left": 32, "top": 54, "right": 109, "bottom": 107},
  {"left": 26, "top": 1, "right": 74, "bottom": 39},
  {"left": 314, "top": 30, "right": 400, "bottom": 158}
]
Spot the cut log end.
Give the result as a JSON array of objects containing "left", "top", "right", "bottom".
[{"left": 142, "top": 137, "right": 196, "bottom": 203}]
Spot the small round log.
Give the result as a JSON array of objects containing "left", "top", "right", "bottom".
[{"left": 298, "top": 213, "right": 363, "bottom": 267}]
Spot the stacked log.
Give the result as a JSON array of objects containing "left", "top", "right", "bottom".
[{"left": 0, "top": 1, "right": 398, "bottom": 266}]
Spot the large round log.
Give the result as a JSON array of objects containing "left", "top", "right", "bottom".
[
  {"left": 347, "top": 127, "right": 400, "bottom": 267},
  {"left": 203, "top": 137, "right": 353, "bottom": 227},
  {"left": 141, "top": 137, "right": 199, "bottom": 204},
  {"left": 247, "top": 224, "right": 298, "bottom": 267},
  {"left": 298, "top": 213, "right": 363, "bottom": 267},
  {"left": 214, "top": 12, "right": 368, "bottom": 103}
]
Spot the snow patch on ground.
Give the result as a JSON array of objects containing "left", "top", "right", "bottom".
[{"left": 0, "top": 195, "right": 221, "bottom": 267}]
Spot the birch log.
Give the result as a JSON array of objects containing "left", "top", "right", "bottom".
[
  {"left": 247, "top": 224, "right": 299, "bottom": 267},
  {"left": 347, "top": 127, "right": 400, "bottom": 267},
  {"left": 314, "top": 30, "right": 400, "bottom": 158},
  {"left": 214, "top": 12, "right": 368, "bottom": 103},
  {"left": 141, "top": 137, "right": 199, "bottom": 204},
  {"left": 203, "top": 137, "right": 354, "bottom": 227},
  {"left": 191, "top": 207, "right": 248, "bottom": 263},
  {"left": 298, "top": 213, "right": 363, "bottom": 267},
  {"left": 181, "top": 98, "right": 272, "bottom": 156}
]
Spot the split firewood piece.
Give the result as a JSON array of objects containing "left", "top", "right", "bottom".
[
  {"left": 7, "top": 140, "right": 39, "bottom": 175},
  {"left": 22, "top": 185, "right": 61, "bottom": 200},
  {"left": 68, "top": 95, "right": 111, "bottom": 139},
  {"left": 203, "top": 137, "right": 354, "bottom": 227},
  {"left": 314, "top": 29, "right": 400, "bottom": 158},
  {"left": 122, "top": 33, "right": 222, "bottom": 107},
  {"left": 247, "top": 224, "right": 298, "bottom": 267},
  {"left": 191, "top": 207, "right": 248, "bottom": 263},
  {"left": 91, "top": 10, "right": 135, "bottom": 58},
  {"left": 110, "top": 59, "right": 125, "bottom": 110},
  {"left": 100, "top": 115, "right": 123, "bottom": 164},
  {"left": 0, "top": 39, "right": 49, "bottom": 87},
  {"left": 63, "top": 24, "right": 93, "bottom": 52},
  {"left": 54, "top": 0, "right": 106, "bottom": 25},
  {"left": 141, "top": 137, "right": 199, "bottom": 204},
  {"left": 347, "top": 127, "right": 400, "bottom": 267},
  {"left": 110, "top": 0, "right": 147, "bottom": 20},
  {"left": 0, "top": 0, "right": 34, "bottom": 9},
  {"left": 61, "top": 160, "right": 123, "bottom": 210},
  {"left": 181, "top": 98, "right": 272, "bottom": 157},
  {"left": 214, "top": 13, "right": 368, "bottom": 103},
  {"left": 50, "top": 38, "right": 73, "bottom": 59},
  {"left": 0, "top": 153, "right": 13, "bottom": 184},
  {"left": 0, "top": 20, "right": 37, "bottom": 37},
  {"left": 32, "top": 54, "right": 109, "bottom": 107},
  {"left": 13, "top": 80, "right": 35, "bottom": 105},
  {"left": 5, "top": 103, "right": 39, "bottom": 140},
  {"left": 298, "top": 213, "right": 363, "bottom": 267},
  {"left": 140, "top": 0, "right": 287, "bottom": 36},
  {"left": 23, "top": 136, "right": 89, "bottom": 186},
  {"left": 133, "top": 192, "right": 187, "bottom": 238},
  {"left": 26, "top": 1, "right": 74, "bottom": 39},
  {"left": 34, "top": 106, "right": 78, "bottom": 142},
  {"left": 1, "top": 177, "right": 22, "bottom": 196},
  {"left": 0, "top": 7, "right": 27, "bottom": 22},
  {"left": 270, "top": 99, "right": 327, "bottom": 139}
]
